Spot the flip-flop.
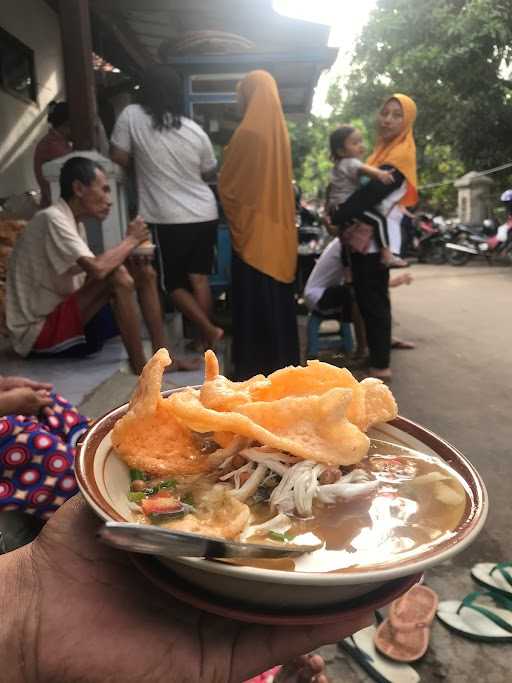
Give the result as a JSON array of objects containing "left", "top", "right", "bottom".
[
  {"left": 391, "top": 340, "right": 416, "bottom": 350},
  {"left": 436, "top": 589, "right": 512, "bottom": 642},
  {"left": 340, "top": 622, "right": 420, "bottom": 683},
  {"left": 374, "top": 585, "right": 438, "bottom": 662},
  {"left": 471, "top": 562, "right": 512, "bottom": 598}
]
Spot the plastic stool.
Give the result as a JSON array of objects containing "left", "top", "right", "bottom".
[{"left": 306, "top": 311, "right": 354, "bottom": 358}]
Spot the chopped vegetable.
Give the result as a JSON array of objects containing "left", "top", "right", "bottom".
[
  {"left": 127, "top": 492, "right": 145, "bottom": 503},
  {"left": 141, "top": 490, "right": 183, "bottom": 516},
  {"left": 129, "top": 468, "right": 146, "bottom": 481},
  {"left": 182, "top": 493, "right": 194, "bottom": 507},
  {"left": 267, "top": 530, "right": 295, "bottom": 542},
  {"left": 158, "top": 479, "right": 177, "bottom": 491}
]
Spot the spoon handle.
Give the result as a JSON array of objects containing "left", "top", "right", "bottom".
[{"left": 98, "top": 522, "right": 321, "bottom": 559}]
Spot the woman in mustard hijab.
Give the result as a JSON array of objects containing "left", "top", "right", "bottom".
[
  {"left": 348, "top": 94, "right": 418, "bottom": 381},
  {"left": 219, "top": 70, "right": 300, "bottom": 380}
]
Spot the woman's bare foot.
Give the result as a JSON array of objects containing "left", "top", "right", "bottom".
[
  {"left": 275, "top": 654, "right": 328, "bottom": 683},
  {"left": 369, "top": 367, "right": 392, "bottom": 381},
  {"left": 166, "top": 357, "right": 202, "bottom": 372},
  {"left": 391, "top": 337, "right": 416, "bottom": 349},
  {"left": 206, "top": 325, "right": 224, "bottom": 350}
]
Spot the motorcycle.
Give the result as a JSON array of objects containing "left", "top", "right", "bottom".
[
  {"left": 294, "top": 186, "right": 328, "bottom": 293},
  {"left": 445, "top": 189, "right": 512, "bottom": 266},
  {"left": 412, "top": 213, "right": 449, "bottom": 264}
]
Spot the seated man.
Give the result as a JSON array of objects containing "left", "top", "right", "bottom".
[{"left": 5, "top": 156, "right": 196, "bottom": 374}]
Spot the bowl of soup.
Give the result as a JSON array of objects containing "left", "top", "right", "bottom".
[{"left": 75, "top": 351, "right": 487, "bottom": 612}]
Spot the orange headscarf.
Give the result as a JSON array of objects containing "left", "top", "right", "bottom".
[
  {"left": 218, "top": 70, "right": 297, "bottom": 283},
  {"left": 367, "top": 93, "right": 418, "bottom": 206}
]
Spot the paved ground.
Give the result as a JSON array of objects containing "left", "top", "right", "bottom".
[{"left": 318, "top": 261, "right": 512, "bottom": 682}]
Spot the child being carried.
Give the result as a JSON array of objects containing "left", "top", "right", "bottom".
[{"left": 327, "top": 125, "right": 408, "bottom": 268}]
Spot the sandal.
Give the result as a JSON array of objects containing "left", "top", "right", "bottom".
[
  {"left": 436, "top": 589, "right": 512, "bottom": 642},
  {"left": 471, "top": 562, "right": 512, "bottom": 598},
  {"left": 341, "top": 618, "right": 420, "bottom": 682},
  {"left": 374, "top": 585, "right": 438, "bottom": 662}
]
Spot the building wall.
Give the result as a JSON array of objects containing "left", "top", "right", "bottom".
[{"left": 0, "top": 0, "right": 65, "bottom": 198}]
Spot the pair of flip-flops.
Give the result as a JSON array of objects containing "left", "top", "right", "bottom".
[{"left": 436, "top": 561, "right": 512, "bottom": 642}]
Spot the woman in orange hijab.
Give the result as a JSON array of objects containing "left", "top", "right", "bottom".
[
  {"left": 219, "top": 70, "right": 299, "bottom": 379},
  {"left": 349, "top": 94, "right": 418, "bottom": 381}
]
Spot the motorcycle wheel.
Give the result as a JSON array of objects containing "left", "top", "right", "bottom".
[
  {"left": 422, "top": 241, "right": 447, "bottom": 265},
  {"left": 447, "top": 234, "right": 474, "bottom": 266}
]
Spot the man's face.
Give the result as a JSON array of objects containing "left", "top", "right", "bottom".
[{"left": 74, "top": 169, "right": 112, "bottom": 221}]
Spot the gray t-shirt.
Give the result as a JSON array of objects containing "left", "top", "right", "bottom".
[
  {"left": 111, "top": 105, "right": 218, "bottom": 224},
  {"left": 328, "top": 157, "right": 363, "bottom": 208}
]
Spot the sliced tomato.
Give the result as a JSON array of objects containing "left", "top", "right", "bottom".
[{"left": 141, "top": 491, "right": 182, "bottom": 516}]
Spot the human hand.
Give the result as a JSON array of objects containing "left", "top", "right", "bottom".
[
  {"left": 0, "top": 387, "right": 52, "bottom": 415},
  {"left": 127, "top": 215, "right": 150, "bottom": 246},
  {"left": 6, "top": 497, "right": 373, "bottom": 683},
  {"left": 377, "top": 169, "right": 394, "bottom": 185},
  {"left": 0, "top": 376, "right": 53, "bottom": 392}
]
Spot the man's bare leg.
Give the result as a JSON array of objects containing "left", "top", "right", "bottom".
[
  {"left": 75, "top": 267, "right": 146, "bottom": 374},
  {"left": 75, "top": 279, "right": 112, "bottom": 323},
  {"left": 171, "top": 287, "right": 223, "bottom": 349},
  {"left": 126, "top": 258, "right": 167, "bottom": 351},
  {"left": 127, "top": 258, "right": 200, "bottom": 371},
  {"left": 188, "top": 273, "right": 213, "bottom": 318},
  {"left": 109, "top": 266, "right": 147, "bottom": 374},
  {"left": 188, "top": 272, "right": 216, "bottom": 349}
]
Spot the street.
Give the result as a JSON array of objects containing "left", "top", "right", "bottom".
[{"left": 321, "top": 261, "right": 512, "bottom": 682}]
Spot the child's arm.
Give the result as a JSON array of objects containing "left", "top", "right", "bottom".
[{"left": 358, "top": 163, "right": 394, "bottom": 185}]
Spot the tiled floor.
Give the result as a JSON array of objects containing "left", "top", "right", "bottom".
[{"left": 0, "top": 321, "right": 206, "bottom": 409}]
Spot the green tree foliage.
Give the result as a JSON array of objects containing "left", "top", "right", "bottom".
[
  {"left": 344, "top": 0, "right": 512, "bottom": 171},
  {"left": 291, "top": 0, "right": 512, "bottom": 212}
]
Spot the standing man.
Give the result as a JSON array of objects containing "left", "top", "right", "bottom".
[{"left": 6, "top": 156, "right": 197, "bottom": 374}]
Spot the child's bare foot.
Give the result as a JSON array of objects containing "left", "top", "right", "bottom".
[{"left": 275, "top": 654, "right": 328, "bottom": 683}]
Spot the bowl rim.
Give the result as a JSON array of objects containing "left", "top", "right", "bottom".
[{"left": 75, "top": 388, "right": 488, "bottom": 586}]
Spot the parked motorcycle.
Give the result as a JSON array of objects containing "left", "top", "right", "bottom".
[
  {"left": 294, "top": 186, "right": 328, "bottom": 293},
  {"left": 446, "top": 190, "right": 512, "bottom": 265},
  {"left": 413, "top": 213, "right": 448, "bottom": 264}
]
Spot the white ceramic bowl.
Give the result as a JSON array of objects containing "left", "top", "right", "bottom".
[{"left": 75, "top": 389, "right": 488, "bottom": 611}]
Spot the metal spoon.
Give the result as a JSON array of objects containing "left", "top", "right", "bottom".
[{"left": 98, "top": 522, "right": 323, "bottom": 559}]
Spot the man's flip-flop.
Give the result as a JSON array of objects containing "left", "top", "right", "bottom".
[
  {"left": 436, "top": 590, "right": 512, "bottom": 642},
  {"left": 374, "top": 585, "right": 438, "bottom": 662},
  {"left": 471, "top": 562, "right": 512, "bottom": 598},
  {"left": 340, "top": 623, "right": 420, "bottom": 683},
  {"left": 391, "top": 340, "right": 416, "bottom": 350}
]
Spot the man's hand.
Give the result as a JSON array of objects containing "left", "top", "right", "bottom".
[
  {"left": 0, "top": 376, "right": 53, "bottom": 392},
  {"left": 5, "top": 497, "right": 373, "bottom": 683},
  {"left": 127, "top": 215, "right": 150, "bottom": 246},
  {"left": 0, "top": 387, "right": 52, "bottom": 416}
]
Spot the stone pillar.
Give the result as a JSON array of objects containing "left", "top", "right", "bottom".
[
  {"left": 454, "top": 172, "right": 494, "bottom": 225},
  {"left": 42, "top": 151, "right": 129, "bottom": 252}
]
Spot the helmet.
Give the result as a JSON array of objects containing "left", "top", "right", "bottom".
[{"left": 500, "top": 189, "right": 512, "bottom": 202}]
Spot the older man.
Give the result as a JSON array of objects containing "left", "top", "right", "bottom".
[{"left": 6, "top": 156, "right": 196, "bottom": 374}]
